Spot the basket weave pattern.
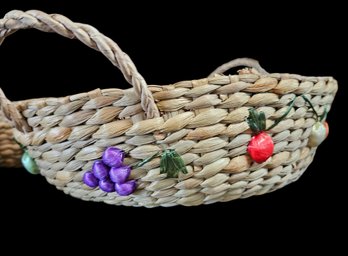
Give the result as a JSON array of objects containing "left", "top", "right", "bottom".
[
  {"left": 0, "top": 112, "right": 22, "bottom": 167},
  {"left": 0, "top": 10, "right": 338, "bottom": 207}
]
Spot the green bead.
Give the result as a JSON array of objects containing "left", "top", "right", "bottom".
[{"left": 21, "top": 151, "right": 40, "bottom": 175}]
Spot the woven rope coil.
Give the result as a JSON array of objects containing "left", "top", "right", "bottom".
[{"left": 0, "top": 10, "right": 338, "bottom": 207}]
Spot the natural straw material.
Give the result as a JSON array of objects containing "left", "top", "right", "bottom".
[
  {"left": 0, "top": 10, "right": 338, "bottom": 207},
  {"left": 0, "top": 111, "right": 22, "bottom": 167}
]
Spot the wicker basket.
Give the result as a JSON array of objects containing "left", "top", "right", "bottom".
[{"left": 0, "top": 10, "right": 338, "bottom": 207}]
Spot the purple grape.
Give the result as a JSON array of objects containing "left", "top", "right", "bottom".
[
  {"left": 83, "top": 171, "right": 99, "bottom": 188},
  {"left": 102, "top": 147, "right": 125, "bottom": 168},
  {"left": 109, "top": 165, "right": 131, "bottom": 184},
  {"left": 115, "top": 180, "right": 136, "bottom": 196},
  {"left": 92, "top": 160, "right": 110, "bottom": 180},
  {"left": 99, "top": 179, "right": 115, "bottom": 193}
]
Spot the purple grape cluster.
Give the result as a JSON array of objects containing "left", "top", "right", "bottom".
[{"left": 83, "top": 147, "right": 136, "bottom": 196}]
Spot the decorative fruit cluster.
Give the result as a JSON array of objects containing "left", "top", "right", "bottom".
[
  {"left": 83, "top": 147, "right": 136, "bottom": 196},
  {"left": 246, "top": 108, "right": 274, "bottom": 163},
  {"left": 246, "top": 96, "right": 329, "bottom": 164},
  {"left": 247, "top": 98, "right": 295, "bottom": 163}
]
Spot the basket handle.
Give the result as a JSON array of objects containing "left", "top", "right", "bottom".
[
  {"left": 209, "top": 58, "right": 269, "bottom": 77},
  {"left": 0, "top": 10, "right": 160, "bottom": 132}
]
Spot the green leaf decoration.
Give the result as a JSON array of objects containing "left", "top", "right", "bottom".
[
  {"left": 258, "top": 111, "right": 266, "bottom": 131},
  {"left": 160, "top": 149, "right": 188, "bottom": 178},
  {"left": 247, "top": 108, "right": 265, "bottom": 134},
  {"left": 133, "top": 148, "right": 187, "bottom": 179}
]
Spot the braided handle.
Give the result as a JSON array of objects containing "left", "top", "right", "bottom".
[
  {"left": 0, "top": 10, "right": 159, "bottom": 132},
  {"left": 209, "top": 58, "right": 269, "bottom": 77}
]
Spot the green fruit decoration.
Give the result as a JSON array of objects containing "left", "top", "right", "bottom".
[{"left": 21, "top": 151, "right": 40, "bottom": 175}]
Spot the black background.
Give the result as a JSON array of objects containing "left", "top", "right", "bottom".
[{"left": 0, "top": 1, "right": 346, "bottom": 247}]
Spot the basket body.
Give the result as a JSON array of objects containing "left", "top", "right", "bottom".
[
  {"left": 0, "top": 10, "right": 338, "bottom": 207},
  {"left": 0, "top": 111, "right": 22, "bottom": 167},
  {"left": 11, "top": 74, "right": 337, "bottom": 207}
]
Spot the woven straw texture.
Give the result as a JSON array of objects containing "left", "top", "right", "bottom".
[
  {"left": 0, "top": 10, "right": 338, "bottom": 207},
  {"left": 0, "top": 111, "right": 22, "bottom": 167}
]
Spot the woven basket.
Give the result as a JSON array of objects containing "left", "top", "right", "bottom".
[{"left": 0, "top": 10, "right": 338, "bottom": 207}]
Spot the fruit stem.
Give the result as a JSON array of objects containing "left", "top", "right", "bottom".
[
  {"left": 132, "top": 152, "right": 160, "bottom": 168},
  {"left": 266, "top": 97, "right": 296, "bottom": 131},
  {"left": 302, "top": 95, "right": 320, "bottom": 122},
  {"left": 320, "top": 107, "right": 328, "bottom": 122}
]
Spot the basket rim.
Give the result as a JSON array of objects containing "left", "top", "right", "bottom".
[{"left": 10, "top": 72, "right": 337, "bottom": 107}]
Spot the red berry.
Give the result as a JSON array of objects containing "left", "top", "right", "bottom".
[{"left": 247, "top": 132, "right": 274, "bottom": 163}]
